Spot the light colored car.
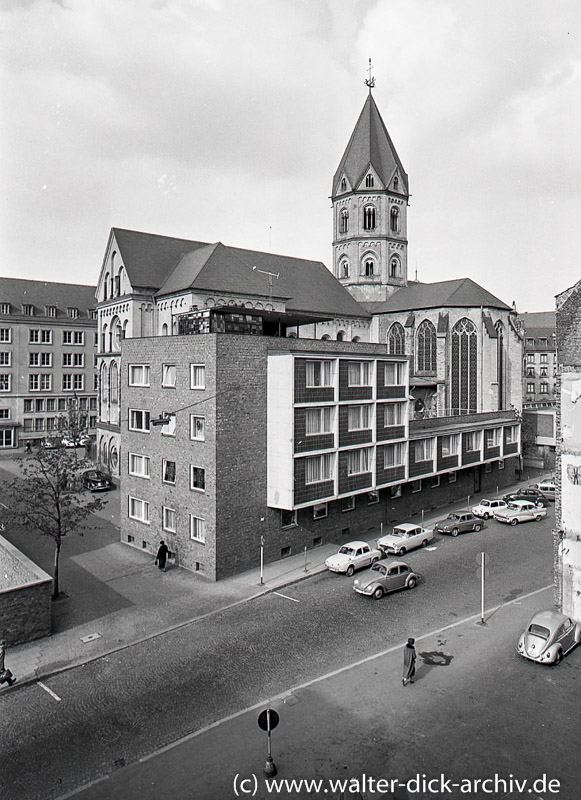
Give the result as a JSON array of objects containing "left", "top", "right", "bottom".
[
  {"left": 472, "top": 498, "right": 507, "bottom": 519},
  {"left": 535, "top": 480, "right": 556, "bottom": 501},
  {"left": 493, "top": 499, "right": 547, "bottom": 525},
  {"left": 325, "top": 541, "right": 382, "bottom": 577},
  {"left": 517, "top": 610, "right": 580, "bottom": 665},
  {"left": 377, "top": 523, "right": 433, "bottom": 557},
  {"left": 353, "top": 560, "right": 419, "bottom": 599},
  {"left": 434, "top": 512, "right": 482, "bottom": 536}
]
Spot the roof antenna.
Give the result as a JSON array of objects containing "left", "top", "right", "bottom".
[
  {"left": 364, "top": 58, "right": 375, "bottom": 92},
  {"left": 415, "top": 259, "right": 418, "bottom": 282},
  {"left": 252, "top": 265, "right": 279, "bottom": 302}
]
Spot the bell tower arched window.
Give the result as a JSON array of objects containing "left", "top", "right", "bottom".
[
  {"left": 365, "top": 174, "right": 374, "bottom": 188},
  {"left": 416, "top": 319, "right": 437, "bottom": 372},
  {"left": 390, "top": 206, "right": 400, "bottom": 232},
  {"left": 340, "top": 209, "right": 349, "bottom": 233},
  {"left": 394, "top": 176, "right": 399, "bottom": 190},
  {"left": 387, "top": 322, "right": 405, "bottom": 355},
  {"left": 364, "top": 259, "right": 374, "bottom": 277},
  {"left": 389, "top": 256, "right": 400, "bottom": 279},
  {"left": 363, "top": 205, "right": 376, "bottom": 230},
  {"left": 340, "top": 178, "right": 347, "bottom": 191},
  {"left": 340, "top": 259, "right": 349, "bottom": 279},
  {"left": 451, "top": 318, "right": 478, "bottom": 414}
]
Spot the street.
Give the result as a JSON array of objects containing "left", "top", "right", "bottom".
[{"left": 0, "top": 506, "right": 555, "bottom": 800}]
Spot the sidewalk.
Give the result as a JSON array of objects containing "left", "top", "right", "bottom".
[{"left": 1, "top": 463, "right": 550, "bottom": 690}]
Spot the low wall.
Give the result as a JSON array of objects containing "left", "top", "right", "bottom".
[{"left": 0, "top": 534, "right": 52, "bottom": 646}]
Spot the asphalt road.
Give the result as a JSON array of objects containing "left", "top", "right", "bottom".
[{"left": 0, "top": 511, "right": 554, "bottom": 800}]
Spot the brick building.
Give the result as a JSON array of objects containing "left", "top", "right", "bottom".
[
  {"left": 0, "top": 278, "right": 98, "bottom": 448},
  {"left": 554, "top": 280, "right": 581, "bottom": 622}
]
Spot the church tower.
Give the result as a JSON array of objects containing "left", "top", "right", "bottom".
[{"left": 332, "top": 84, "right": 409, "bottom": 304}]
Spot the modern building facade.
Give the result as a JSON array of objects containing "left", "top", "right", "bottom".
[{"left": 0, "top": 278, "right": 98, "bottom": 449}]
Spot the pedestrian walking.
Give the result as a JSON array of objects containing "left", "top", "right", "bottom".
[
  {"left": 25, "top": 441, "right": 31, "bottom": 453},
  {"left": 402, "top": 637, "right": 417, "bottom": 686},
  {"left": 0, "top": 639, "right": 16, "bottom": 687},
  {"left": 155, "top": 540, "right": 169, "bottom": 572}
]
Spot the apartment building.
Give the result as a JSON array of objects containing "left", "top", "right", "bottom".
[{"left": 0, "top": 278, "right": 98, "bottom": 448}]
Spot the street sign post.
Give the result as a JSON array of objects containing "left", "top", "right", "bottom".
[{"left": 258, "top": 708, "right": 279, "bottom": 776}]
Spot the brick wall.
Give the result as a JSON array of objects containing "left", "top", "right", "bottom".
[{"left": 0, "top": 535, "right": 52, "bottom": 645}]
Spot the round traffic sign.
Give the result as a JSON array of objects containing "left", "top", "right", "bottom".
[{"left": 258, "top": 709, "right": 280, "bottom": 732}]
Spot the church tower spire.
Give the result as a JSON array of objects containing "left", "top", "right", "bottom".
[{"left": 332, "top": 80, "right": 409, "bottom": 303}]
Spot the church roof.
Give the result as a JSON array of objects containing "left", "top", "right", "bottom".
[
  {"left": 0, "top": 277, "right": 96, "bottom": 319},
  {"left": 361, "top": 278, "right": 511, "bottom": 314},
  {"left": 332, "top": 93, "right": 409, "bottom": 196},
  {"left": 110, "top": 228, "right": 367, "bottom": 320}
]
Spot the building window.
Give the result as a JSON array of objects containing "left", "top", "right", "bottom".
[
  {"left": 364, "top": 259, "right": 374, "bottom": 276},
  {"left": 368, "top": 491, "right": 379, "bottom": 505},
  {"left": 390, "top": 206, "right": 400, "bottom": 232},
  {"left": 160, "top": 413, "right": 176, "bottom": 437},
  {"left": 129, "top": 409, "right": 151, "bottom": 433},
  {"left": 431, "top": 475, "right": 441, "bottom": 488},
  {"left": 305, "top": 407, "right": 333, "bottom": 435},
  {"left": 505, "top": 426, "right": 518, "bottom": 444},
  {"left": 347, "top": 361, "right": 371, "bottom": 386},
  {"left": 74, "top": 331, "right": 84, "bottom": 345},
  {"left": 448, "top": 472, "right": 457, "bottom": 483},
  {"left": 24, "top": 399, "right": 33, "bottom": 412},
  {"left": 384, "top": 402, "right": 405, "bottom": 426},
  {"left": 340, "top": 178, "right": 347, "bottom": 191},
  {"left": 0, "top": 304, "right": 10, "bottom": 315},
  {"left": 389, "top": 256, "right": 400, "bottom": 279},
  {"left": 0, "top": 374, "right": 11, "bottom": 392},
  {"left": 498, "top": 459, "right": 505, "bottom": 470},
  {"left": 23, "top": 304, "right": 34, "bottom": 316},
  {"left": 73, "top": 353, "right": 84, "bottom": 367},
  {"left": 162, "top": 507, "right": 176, "bottom": 533},
  {"left": 129, "top": 453, "right": 150, "bottom": 478},
  {"left": 58, "top": 398, "right": 66, "bottom": 411},
  {"left": 390, "top": 484, "right": 402, "bottom": 498},
  {"left": 384, "top": 442, "right": 405, "bottom": 468},
  {"left": 162, "top": 459, "right": 176, "bottom": 485},
  {"left": 190, "top": 364, "right": 205, "bottom": 389},
  {"left": 29, "top": 374, "right": 39, "bottom": 391},
  {"left": 339, "top": 209, "right": 349, "bottom": 234},
  {"left": 34, "top": 418, "right": 45, "bottom": 432},
  {"left": 527, "top": 353, "right": 535, "bottom": 363},
  {"left": 40, "top": 374, "right": 52, "bottom": 391},
  {"left": 365, "top": 174, "right": 374, "bottom": 188},
  {"left": 190, "top": 415, "right": 205, "bottom": 441},
  {"left": 281, "top": 510, "right": 297, "bottom": 528},
  {"left": 440, "top": 435, "right": 459, "bottom": 457},
  {"left": 451, "top": 318, "right": 477, "bottom": 414},
  {"left": 45, "top": 306, "right": 57, "bottom": 317},
  {"left": 29, "top": 329, "right": 40, "bottom": 344},
  {"left": 387, "top": 323, "right": 405, "bottom": 355},
  {"left": 63, "top": 331, "right": 72, "bottom": 345},
  {"left": 63, "top": 353, "right": 72, "bottom": 367},
  {"left": 41, "top": 353, "right": 52, "bottom": 367},
  {"left": 313, "top": 503, "right": 328, "bottom": 520},
  {"left": 485, "top": 428, "right": 501, "bottom": 448},
  {"left": 340, "top": 259, "right": 349, "bottom": 278},
  {"left": 0, "top": 329, "right": 11, "bottom": 343},
  {"left": 73, "top": 375, "right": 84, "bottom": 391},
  {"left": 347, "top": 404, "right": 372, "bottom": 431},
  {"left": 342, "top": 496, "right": 355, "bottom": 512},
  {"left": 363, "top": 205, "right": 376, "bottom": 230},
  {"left": 411, "top": 480, "right": 422, "bottom": 493},
  {"left": 526, "top": 367, "right": 535, "bottom": 377},
  {"left": 414, "top": 438, "right": 434, "bottom": 462},
  {"left": 35, "top": 399, "right": 45, "bottom": 412},
  {"left": 305, "top": 453, "right": 334, "bottom": 484},
  {"left": 384, "top": 362, "right": 406, "bottom": 385},
  {"left": 416, "top": 320, "right": 437, "bottom": 372},
  {"left": 484, "top": 463, "right": 492, "bottom": 473},
  {"left": 540, "top": 366, "right": 548, "bottom": 377},
  {"left": 540, "top": 383, "right": 549, "bottom": 394},
  {"left": 46, "top": 398, "right": 56, "bottom": 411},
  {"left": 129, "top": 365, "right": 150, "bottom": 387},
  {"left": 540, "top": 354, "right": 548, "bottom": 363},
  {"left": 306, "top": 360, "right": 333, "bottom": 387},
  {"left": 162, "top": 364, "right": 176, "bottom": 388},
  {"left": 67, "top": 307, "right": 79, "bottom": 319},
  {"left": 190, "top": 515, "right": 206, "bottom": 543},
  {"left": 190, "top": 465, "right": 205, "bottom": 491},
  {"left": 0, "top": 409, "right": 10, "bottom": 419},
  {"left": 46, "top": 417, "right": 56, "bottom": 430},
  {"left": 128, "top": 497, "right": 150, "bottom": 524},
  {"left": 0, "top": 352, "right": 11, "bottom": 367},
  {"left": 347, "top": 447, "right": 371, "bottom": 476},
  {"left": 526, "top": 382, "right": 535, "bottom": 393}
]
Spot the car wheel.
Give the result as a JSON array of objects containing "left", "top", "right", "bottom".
[
  {"left": 554, "top": 648, "right": 563, "bottom": 665},
  {"left": 483, "top": 513, "right": 489, "bottom": 520},
  {"left": 451, "top": 528, "right": 459, "bottom": 537},
  {"left": 535, "top": 514, "right": 543, "bottom": 522},
  {"left": 474, "top": 524, "right": 482, "bottom": 532},
  {"left": 407, "top": 577, "right": 416, "bottom": 589},
  {"left": 373, "top": 586, "right": 384, "bottom": 600},
  {"left": 397, "top": 547, "right": 406, "bottom": 557},
  {"left": 346, "top": 565, "right": 354, "bottom": 577},
  {"left": 510, "top": 518, "right": 518, "bottom": 526},
  {"left": 371, "top": 556, "right": 379, "bottom": 565},
  {"left": 421, "top": 539, "right": 428, "bottom": 547}
]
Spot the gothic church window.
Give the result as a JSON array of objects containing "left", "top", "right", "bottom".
[
  {"left": 363, "top": 205, "right": 376, "bottom": 230},
  {"left": 340, "top": 209, "right": 349, "bottom": 233},
  {"left": 451, "top": 318, "right": 477, "bottom": 414},
  {"left": 416, "top": 320, "right": 437, "bottom": 372},
  {"left": 364, "top": 260, "right": 374, "bottom": 277},
  {"left": 389, "top": 256, "right": 400, "bottom": 278},
  {"left": 340, "top": 260, "right": 349, "bottom": 279},
  {"left": 394, "top": 176, "right": 399, "bottom": 190},
  {"left": 387, "top": 322, "right": 405, "bottom": 355},
  {"left": 390, "top": 206, "right": 400, "bottom": 232},
  {"left": 365, "top": 174, "right": 374, "bottom": 188}
]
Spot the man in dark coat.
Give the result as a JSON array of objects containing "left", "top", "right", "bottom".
[
  {"left": 402, "top": 637, "right": 417, "bottom": 686},
  {"left": 155, "top": 541, "right": 169, "bottom": 572},
  {"left": 0, "top": 639, "right": 16, "bottom": 686}
]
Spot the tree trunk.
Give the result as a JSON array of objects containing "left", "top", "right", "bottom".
[{"left": 53, "top": 536, "right": 61, "bottom": 600}]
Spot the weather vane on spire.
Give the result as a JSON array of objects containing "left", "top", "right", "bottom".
[{"left": 364, "top": 58, "right": 375, "bottom": 91}]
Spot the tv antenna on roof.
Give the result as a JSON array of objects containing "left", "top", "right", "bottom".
[{"left": 252, "top": 265, "right": 279, "bottom": 301}]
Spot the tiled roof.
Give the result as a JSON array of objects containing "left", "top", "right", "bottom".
[
  {"left": 332, "top": 93, "right": 409, "bottom": 196},
  {"left": 0, "top": 277, "right": 96, "bottom": 319},
  {"left": 518, "top": 312, "right": 556, "bottom": 331},
  {"left": 112, "top": 228, "right": 367, "bottom": 319},
  {"left": 363, "top": 278, "right": 511, "bottom": 314}
]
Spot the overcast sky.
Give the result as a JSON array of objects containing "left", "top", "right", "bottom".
[{"left": 1, "top": 0, "right": 580, "bottom": 313}]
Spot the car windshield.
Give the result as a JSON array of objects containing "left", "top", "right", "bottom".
[
  {"left": 507, "top": 504, "right": 520, "bottom": 510},
  {"left": 339, "top": 546, "right": 356, "bottom": 556},
  {"left": 528, "top": 624, "right": 550, "bottom": 640},
  {"left": 371, "top": 563, "right": 387, "bottom": 575},
  {"left": 481, "top": 500, "right": 491, "bottom": 507},
  {"left": 447, "top": 514, "right": 460, "bottom": 521},
  {"left": 391, "top": 528, "right": 408, "bottom": 537}
]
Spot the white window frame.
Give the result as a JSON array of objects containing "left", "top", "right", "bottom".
[
  {"left": 190, "top": 464, "right": 206, "bottom": 492},
  {"left": 440, "top": 434, "right": 460, "bottom": 457},
  {"left": 448, "top": 472, "right": 457, "bottom": 483},
  {"left": 190, "top": 364, "right": 206, "bottom": 390},
  {"left": 190, "top": 515, "right": 206, "bottom": 543},
  {"left": 162, "top": 364, "right": 177, "bottom": 388},
  {"left": 73, "top": 331, "right": 84, "bottom": 345},
  {"left": 62, "top": 352, "right": 72, "bottom": 367},
  {"left": 281, "top": 509, "right": 297, "bottom": 528},
  {"left": 305, "top": 406, "right": 333, "bottom": 436},
  {"left": 29, "top": 374, "right": 40, "bottom": 392},
  {"left": 505, "top": 425, "right": 518, "bottom": 445},
  {"left": 411, "top": 479, "right": 422, "bottom": 493},
  {"left": 190, "top": 415, "right": 205, "bottom": 441},
  {"left": 162, "top": 506, "right": 176, "bottom": 533},
  {"left": 73, "top": 374, "right": 84, "bottom": 391},
  {"left": 384, "top": 362, "right": 406, "bottom": 386},
  {"left": 160, "top": 413, "right": 176, "bottom": 437},
  {"left": 62, "top": 374, "right": 73, "bottom": 391},
  {"left": 129, "top": 453, "right": 151, "bottom": 479},
  {"left": 384, "top": 442, "right": 405, "bottom": 469},
  {"left": 305, "top": 360, "right": 333, "bottom": 388},
  {"left": 40, "top": 374, "right": 52, "bottom": 391},
  {"left": 313, "top": 503, "right": 328, "bottom": 520},
  {"left": 0, "top": 352, "right": 11, "bottom": 367},
  {"left": 384, "top": 402, "right": 405, "bottom": 426},
  {"left": 0, "top": 374, "right": 11, "bottom": 392},
  {"left": 347, "top": 447, "right": 372, "bottom": 476},
  {"left": 485, "top": 428, "right": 502, "bottom": 448},
  {"left": 129, "top": 409, "right": 151, "bottom": 433},
  {"left": 414, "top": 438, "right": 434, "bottom": 462},
  {"left": 29, "top": 329, "right": 40, "bottom": 344},
  {"left": 0, "top": 329, "right": 11, "bottom": 343},
  {"left": 347, "top": 361, "right": 371, "bottom": 387},
  {"left": 0, "top": 409, "right": 10, "bottom": 419},
  {"left": 304, "top": 453, "right": 334, "bottom": 485},
  {"left": 342, "top": 496, "right": 355, "bottom": 512},
  {"left": 73, "top": 353, "right": 84, "bottom": 367},
  {"left": 41, "top": 352, "right": 52, "bottom": 367},
  {"left": 162, "top": 458, "right": 176, "bottom": 485},
  {"left": 347, "top": 404, "right": 372, "bottom": 431},
  {"left": 128, "top": 496, "right": 150, "bottom": 524},
  {"left": 129, "top": 364, "right": 150, "bottom": 387}
]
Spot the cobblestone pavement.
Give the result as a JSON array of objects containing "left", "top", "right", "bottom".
[{"left": 0, "top": 516, "right": 554, "bottom": 800}]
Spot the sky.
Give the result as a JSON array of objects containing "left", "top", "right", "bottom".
[{"left": 1, "top": 0, "right": 580, "bottom": 313}]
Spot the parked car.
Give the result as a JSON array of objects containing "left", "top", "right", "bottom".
[
  {"left": 62, "top": 434, "right": 91, "bottom": 448},
  {"left": 82, "top": 469, "right": 114, "bottom": 492},
  {"left": 517, "top": 610, "right": 580, "bottom": 665},
  {"left": 325, "top": 541, "right": 382, "bottom": 577},
  {"left": 472, "top": 499, "right": 508, "bottom": 519},
  {"left": 377, "top": 523, "right": 433, "bottom": 557},
  {"left": 493, "top": 500, "right": 547, "bottom": 525},
  {"left": 434, "top": 511, "right": 482, "bottom": 537},
  {"left": 353, "top": 560, "right": 419, "bottom": 599},
  {"left": 502, "top": 489, "right": 549, "bottom": 508},
  {"left": 41, "top": 437, "right": 63, "bottom": 449},
  {"left": 534, "top": 480, "right": 556, "bottom": 501}
]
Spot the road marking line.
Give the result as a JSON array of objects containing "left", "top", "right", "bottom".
[
  {"left": 272, "top": 591, "right": 300, "bottom": 603},
  {"left": 38, "top": 681, "right": 61, "bottom": 702},
  {"left": 0, "top": 501, "right": 8, "bottom": 509}
]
